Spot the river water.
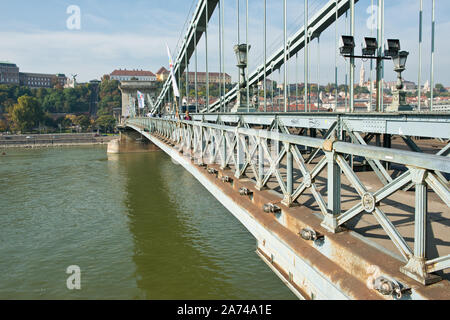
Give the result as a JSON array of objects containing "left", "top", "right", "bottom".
[{"left": 0, "top": 146, "right": 296, "bottom": 299}]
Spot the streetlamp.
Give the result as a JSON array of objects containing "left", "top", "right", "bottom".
[
  {"left": 386, "top": 50, "right": 412, "bottom": 112},
  {"left": 392, "top": 51, "right": 409, "bottom": 89},
  {"left": 232, "top": 44, "right": 255, "bottom": 112},
  {"left": 234, "top": 44, "right": 248, "bottom": 70}
]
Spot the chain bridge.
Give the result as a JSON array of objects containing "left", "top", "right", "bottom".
[{"left": 117, "top": 0, "right": 449, "bottom": 300}]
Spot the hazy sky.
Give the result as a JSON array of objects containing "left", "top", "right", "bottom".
[{"left": 1, "top": 0, "right": 449, "bottom": 85}]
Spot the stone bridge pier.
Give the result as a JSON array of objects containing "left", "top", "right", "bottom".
[
  {"left": 108, "top": 81, "right": 160, "bottom": 154},
  {"left": 118, "top": 81, "right": 158, "bottom": 118},
  {"left": 107, "top": 128, "right": 159, "bottom": 154}
]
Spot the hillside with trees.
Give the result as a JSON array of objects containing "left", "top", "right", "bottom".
[{"left": 0, "top": 79, "right": 121, "bottom": 134}]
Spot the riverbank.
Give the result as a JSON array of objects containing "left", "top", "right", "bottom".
[{"left": 0, "top": 133, "right": 118, "bottom": 149}]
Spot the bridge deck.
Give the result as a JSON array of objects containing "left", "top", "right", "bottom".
[{"left": 249, "top": 160, "right": 449, "bottom": 276}]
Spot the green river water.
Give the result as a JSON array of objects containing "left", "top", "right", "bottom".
[{"left": 0, "top": 146, "right": 296, "bottom": 299}]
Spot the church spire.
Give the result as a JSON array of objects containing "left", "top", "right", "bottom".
[{"left": 359, "top": 62, "right": 366, "bottom": 87}]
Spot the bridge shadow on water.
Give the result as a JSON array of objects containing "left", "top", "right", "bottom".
[{"left": 119, "top": 151, "right": 297, "bottom": 300}]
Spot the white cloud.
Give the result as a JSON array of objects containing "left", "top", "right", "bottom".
[
  {"left": 0, "top": 31, "right": 178, "bottom": 82},
  {"left": 84, "top": 13, "right": 112, "bottom": 28}
]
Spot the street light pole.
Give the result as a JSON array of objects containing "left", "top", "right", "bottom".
[
  {"left": 233, "top": 44, "right": 251, "bottom": 112},
  {"left": 349, "top": 0, "right": 355, "bottom": 113},
  {"left": 418, "top": 0, "right": 423, "bottom": 112},
  {"left": 376, "top": 0, "right": 384, "bottom": 112},
  {"left": 304, "top": 0, "right": 308, "bottom": 113},
  {"left": 430, "top": 0, "right": 435, "bottom": 111}
]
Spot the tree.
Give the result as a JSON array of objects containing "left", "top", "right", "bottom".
[
  {"left": 98, "top": 79, "right": 121, "bottom": 115},
  {"left": 42, "top": 113, "right": 57, "bottom": 129},
  {"left": 435, "top": 83, "right": 446, "bottom": 93},
  {"left": 56, "top": 116, "right": 72, "bottom": 131},
  {"left": 10, "top": 95, "right": 44, "bottom": 133},
  {"left": 0, "top": 85, "right": 17, "bottom": 112},
  {"left": 74, "top": 114, "right": 91, "bottom": 131},
  {"left": 0, "top": 119, "right": 10, "bottom": 132},
  {"left": 324, "top": 83, "right": 335, "bottom": 94},
  {"left": 42, "top": 90, "right": 64, "bottom": 112},
  {"left": 63, "top": 114, "right": 77, "bottom": 131},
  {"left": 14, "top": 86, "right": 32, "bottom": 99},
  {"left": 355, "top": 85, "right": 370, "bottom": 94},
  {"left": 338, "top": 84, "right": 349, "bottom": 92},
  {"left": 95, "top": 115, "right": 116, "bottom": 133}
]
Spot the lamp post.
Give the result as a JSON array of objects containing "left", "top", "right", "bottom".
[
  {"left": 340, "top": 36, "right": 412, "bottom": 112},
  {"left": 232, "top": 43, "right": 255, "bottom": 112},
  {"left": 392, "top": 51, "right": 409, "bottom": 89},
  {"left": 387, "top": 50, "right": 412, "bottom": 112}
]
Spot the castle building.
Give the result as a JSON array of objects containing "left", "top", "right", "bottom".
[{"left": 0, "top": 61, "right": 66, "bottom": 88}]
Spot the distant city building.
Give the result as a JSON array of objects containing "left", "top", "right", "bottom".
[
  {"left": 183, "top": 72, "right": 232, "bottom": 85},
  {"left": 362, "top": 79, "right": 417, "bottom": 93},
  {"left": 402, "top": 80, "right": 416, "bottom": 91},
  {"left": 19, "top": 73, "right": 52, "bottom": 88},
  {"left": 0, "top": 62, "right": 20, "bottom": 85},
  {"left": 110, "top": 69, "right": 156, "bottom": 82},
  {"left": 0, "top": 61, "right": 67, "bottom": 88},
  {"left": 386, "top": 80, "right": 416, "bottom": 92},
  {"left": 156, "top": 67, "right": 170, "bottom": 82},
  {"left": 19, "top": 72, "right": 67, "bottom": 89},
  {"left": 54, "top": 74, "right": 67, "bottom": 87},
  {"left": 257, "top": 78, "right": 273, "bottom": 91}
]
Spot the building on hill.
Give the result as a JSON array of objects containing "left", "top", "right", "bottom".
[
  {"left": 385, "top": 80, "right": 417, "bottom": 92},
  {"left": 183, "top": 72, "right": 232, "bottom": 85},
  {"left": 257, "top": 78, "right": 274, "bottom": 91},
  {"left": 156, "top": 67, "right": 170, "bottom": 82},
  {"left": 0, "top": 61, "right": 67, "bottom": 88},
  {"left": 110, "top": 69, "right": 156, "bottom": 82},
  {"left": 0, "top": 62, "right": 20, "bottom": 85},
  {"left": 54, "top": 74, "right": 67, "bottom": 87},
  {"left": 19, "top": 72, "right": 67, "bottom": 88}
]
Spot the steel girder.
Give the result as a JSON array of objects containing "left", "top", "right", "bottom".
[{"left": 152, "top": 0, "right": 219, "bottom": 113}]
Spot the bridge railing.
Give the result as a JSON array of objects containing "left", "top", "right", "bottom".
[{"left": 127, "top": 117, "right": 449, "bottom": 285}]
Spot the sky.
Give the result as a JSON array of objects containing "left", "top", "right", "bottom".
[{"left": 0, "top": 0, "right": 449, "bottom": 86}]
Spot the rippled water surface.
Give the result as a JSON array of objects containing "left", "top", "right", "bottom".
[{"left": 0, "top": 146, "right": 296, "bottom": 299}]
